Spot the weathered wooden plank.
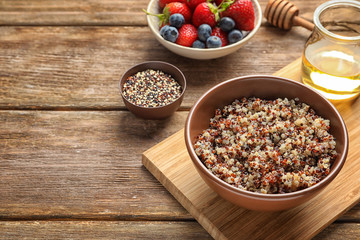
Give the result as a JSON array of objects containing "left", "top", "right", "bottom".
[
  {"left": 0, "top": 221, "right": 212, "bottom": 239},
  {"left": 0, "top": 111, "right": 190, "bottom": 219},
  {"left": 339, "top": 204, "right": 360, "bottom": 222},
  {"left": 0, "top": 0, "right": 323, "bottom": 26},
  {"left": 0, "top": 25, "right": 310, "bottom": 110},
  {"left": 0, "top": 0, "right": 148, "bottom": 26},
  {"left": 314, "top": 223, "right": 360, "bottom": 240},
  {"left": 0, "top": 110, "right": 359, "bottom": 223},
  {"left": 0, "top": 221, "right": 358, "bottom": 239}
]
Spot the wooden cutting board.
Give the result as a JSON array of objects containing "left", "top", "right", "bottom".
[{"left": 142, "top": 58, "right": 360, "bottom": 240}]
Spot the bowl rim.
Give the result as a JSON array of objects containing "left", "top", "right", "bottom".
[
  {"left": 119, "top": 61, "right": 187, "bottom": 110},
  {"left": 185, "top": 75, "right": 349, "bottom": 199},
  {"left": 146, "top": 0, "right": 262, "bottom": 52}
]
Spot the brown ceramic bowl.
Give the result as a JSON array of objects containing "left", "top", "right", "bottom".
[
  {"left": 185, "top": 75, "right": 349, "bottom": 211},
  {"left": 120, "top": 61, "right": 186, "bottom": 120}
]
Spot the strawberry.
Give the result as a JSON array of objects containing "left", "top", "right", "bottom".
[
  {"left": 165, "top": 2, "right": 192, "bottom": 24},
  {"left": 159, "top": 0, "right": 187, "bottom": 9},
  {"left": 211, "top": 27, "right": 228, "bottom": 47},
  {"left": 192, "top": 2, "right": 219, "bottom": 28},
  {"left": 186, "top": 0, "right": 207, "bottom": 10},
  {"left": 221, "top": 0, "right": 255, "bottom": 31},
  {"left": 144, "top": 2, "right": 192, "bottom": 27},
  {"left": 176, "top": 24, "right": 198, "bottom": 47}
]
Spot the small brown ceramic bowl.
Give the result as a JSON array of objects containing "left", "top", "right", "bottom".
[
  {"left": 185, "top": 75, "right": 349, "bottom": 211},
  {"left": 119, "top": 61, "right": 186, "bottom": 120}
]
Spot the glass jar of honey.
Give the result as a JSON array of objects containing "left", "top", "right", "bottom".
[{"left": 302, "top": 0, "right": 360, "bottom": 101}]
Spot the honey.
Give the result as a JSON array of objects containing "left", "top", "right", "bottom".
[
  {"left": 302, "top": 46, "right": 360, "bottom": 100},
  {"left": 301, "top": 0, "right": 360, "bottom": 101}
]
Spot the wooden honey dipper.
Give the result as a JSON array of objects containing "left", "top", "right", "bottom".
[{"left": 264, "top": 0, "right": 315, "bottom": 31}]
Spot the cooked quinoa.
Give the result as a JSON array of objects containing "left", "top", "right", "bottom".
[
  {"left": 122, "top": 69, "right": 182, "bottom": 108},
  {"left": 194, "top": 97, "right": 337, "bottom": 194}
]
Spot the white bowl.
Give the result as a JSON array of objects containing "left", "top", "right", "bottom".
[{"left": 146, "top": 0, "right": 262, "bottom": 60}]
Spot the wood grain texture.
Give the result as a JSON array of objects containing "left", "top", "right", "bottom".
[
  {"left": 0, "top": 111, "right": 190, "bottom": 219},
  {"left": 0, "top": 221, "right": 212, "bottom": 239},
  {"left": 0, "top": 0, "right": 147, "bottom": 26},
  {"left": 0, "top": 0, "right": 323, "bottom": 26},
  {"left": 0, "top": 26, "right": 309, "bottom": 110},
  {"left": 315, "top": 223, "right": 360, "bottom": 240},
  {"left": 142, "top": 60, "right": 360, "bottom": 239},
  {"left": 0, "top": 221, "right": 359, "bottom": 239}
]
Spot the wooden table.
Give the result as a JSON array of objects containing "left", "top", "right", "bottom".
[{"left": 0, "top": 0, "right": 359, "bottom": 239}]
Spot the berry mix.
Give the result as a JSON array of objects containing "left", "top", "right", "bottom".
[
  {"left": 122, "top": 69, "right": 182, "bottom": 108},
  {"left": 146, "top": 0, "right": 255, "bottom": 48},
  {"left": 194, "top": 97, "right": 337, "bottom": 194}
]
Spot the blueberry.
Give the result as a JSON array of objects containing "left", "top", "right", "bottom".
[
  {"left": 228, "top": 29, "right": 243, "bottom": 44},
  {"left": 160, "top": 25, "right": 170, "bottom": 37},
  {"left": 197, "top": 24, "right": 212, "bottom": 42},
  {"left": 169, "top": 13, "right": 185, "bottom": 28},
  {"left": 192, "top": 40, "right": 206, "bottom": 48},
  {"left": 206, "top": 36, "right": 222, "bottom": 48},
  {"left": 163, "top": 26, "right": 179, "bottom": 43},
  {"left": 219, "top": 17, "right": 235, "bottom": 32}
]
